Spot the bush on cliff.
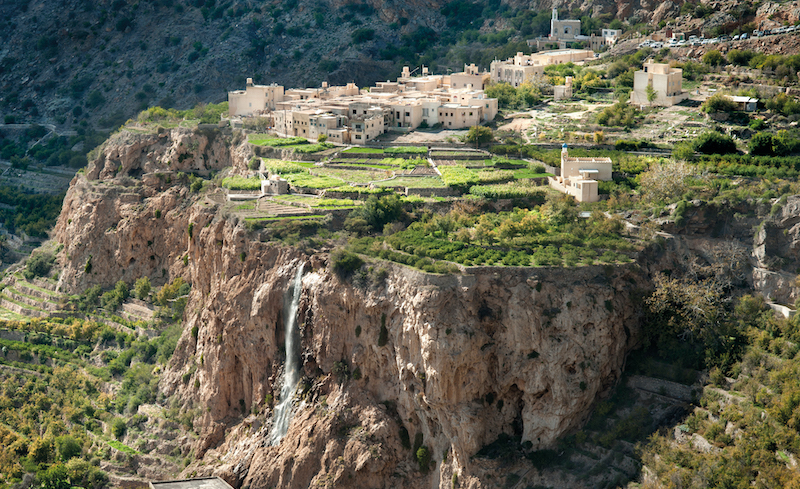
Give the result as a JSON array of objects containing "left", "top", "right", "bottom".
[
  {"left": 24, "top": 251, "right": 54, "bottom": 280},
  {"left": 331, "top": 249, "right": 363, "bottom": 278}
]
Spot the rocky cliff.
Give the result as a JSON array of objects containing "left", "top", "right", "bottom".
[{"left": 50, "top": 126, "right": 650, "bottom": 487}]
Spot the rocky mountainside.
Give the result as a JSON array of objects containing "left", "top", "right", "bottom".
[
  {"left": 5, "top": 0, "right": 798, "bottom": 134},
  {"left": 45, "top": 124, "right": 800, "bottom": 487},
  {"left": 51, "top": 125, "right": 653, "bottom": 487}
]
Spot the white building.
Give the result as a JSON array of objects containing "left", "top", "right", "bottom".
[
  {"left": 629, "top": 60, "right": 688, "bottom": 107},
  {"left": 550, "top": 144, "right": 612, "bottom": 202}
]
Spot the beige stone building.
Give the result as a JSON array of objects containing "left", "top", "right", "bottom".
[
  {"left": 550, "top": 144, "right": 612, "bottom": 203},
  {"left": 553, "top": 76, "right": 573, "bottom": 101},
  {"left": 550, "top": 9, "right": 580, "bottom": 42},
  {"left": 629, "top": 60, "right": 688, "bottom": 107},
  {"left": 490, "top": 53, "right": 545, "bottom": 88},
  {"left": 450, "top": 64, "right": 491, "bottom": 90},
  {"left": 228, "top": 79, "right": 285, "bottom": 116},
  {"left": 438, "top": 104, "right": 483, "bottom": 129},
  {"left": 490, "top": 49, "right": 594, "bottom": 87}
]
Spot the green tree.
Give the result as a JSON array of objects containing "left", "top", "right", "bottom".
[
  {"left": 646, "top": 82, "right": 657, "bottom": 106},
  {"left": 345, "top": 194, "right": 404, "bottom": 233},
  {"left": 694, "top": 131, "right": 737, "bottom": 155},
  {"left": 317, "top": 134, "right": 328, "bottom": 143},
  {"left": 39, "top": 463, "right": 71, "bottom": 489},
  {"left": 749, "top": 132, "right": 777, "bottom": 156},
  {"left": 134, "top": 276, "right": 152, "bottom": 300},
  {"left": 701, "top": 93, "right": 738, "bottom": 114},
  {"left": 24, "top": 251, "right": 54, "bottom": 280},
  {"left": 465, "top": 126, "right": 493, "bottom": 148},
  {"left": 110, "top": 417, "right": 126, "bottom": 439},
  {"left": 416, "top": 446, "right": 431, "bottom": 472},
  {"left": 54, "top": 435, "right": 82, "bottom": 461},
  {"left": 702, "top": 50, "right": 726, "bottom": 67}
]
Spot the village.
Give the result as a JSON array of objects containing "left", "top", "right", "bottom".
[{"left": 223, "top": 8, "right": 777, "bottom": 207}]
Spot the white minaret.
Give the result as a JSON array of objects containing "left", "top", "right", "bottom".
[
  {"left": 560, "top": 143, "right": 568, "bottom": 181},
  {"left": 550, "top": 8, "right": 558, "bottom": 38}
]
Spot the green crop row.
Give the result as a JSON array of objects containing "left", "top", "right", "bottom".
[
  {"left": 222, "top": 176, "right": 261, "bottom": 190},
  {"left": 469, "top": 183, "right": 547, "bottom": 200},
  {"left": 262, "top": 160, "right": 310, "bottom": 174}
]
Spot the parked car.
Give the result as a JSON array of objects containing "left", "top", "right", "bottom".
[{"left": 740, "top": 33, "right": 748, "bottom": 40}]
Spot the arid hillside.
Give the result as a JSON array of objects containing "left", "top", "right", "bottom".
[{"left": 3, "top": 0, "right": 799, "bottom": 134}]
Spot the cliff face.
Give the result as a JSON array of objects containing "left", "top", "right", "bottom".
[
  {"left": 53, "top": 127, "right": 646, "bottom": 487},
  {"left": 171, "top": 241, "right": 646, "bottom": 487},
  {"left": 53, "top": 126, "right": 252, "bottom": 292}
]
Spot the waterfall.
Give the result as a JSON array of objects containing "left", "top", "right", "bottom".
[{"left": 269, "top": 264, "right": 304, "bottom": 446}]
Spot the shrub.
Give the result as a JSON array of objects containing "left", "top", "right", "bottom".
[
  {"left": 24, "top": 251, "right": 54, "bottom": 279},
  {"left": 134, "top": 277, "right": 151, "bottom": 300},
  {"left": 702, "top": 50, "right": 726, "bottom": 67},
  {"left": 416, "top": 446, "right": 431, "bottom": 472},
  {"left": 331, "top": 249, "right": 363, "bottom": 277},
  {"left": 110, "top": 418, "right": 126, "bottom": 439},
  {"left": 352, "top": 28, "right": 375, "bottom": 43},
  {"left": 701, "top": 94, "right": 738, "bottom": 114},
  {"left": 694, "top": 131, "right": 737, "bottom": 155},
  {"left": 597, "top": 101, "right": 639, "bottom": 127}
]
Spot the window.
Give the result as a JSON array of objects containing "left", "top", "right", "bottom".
[
  {"left": 396, "top": 112, "right": 400, "bottom": 118},
  {"left": 469, "top": 112, "right": 473, "bottom": 116},
  {"left": 355, "top": 135, "right": 361, "bottom": 139},
  {"left": 353, "top": 109, "right": 357, "bottom": 114},
  {"left": 448, "top": 122, "right": 452, "bottom": 126},
  {"left": 405, "top": 112, "right": 410, "bottom": 117}
]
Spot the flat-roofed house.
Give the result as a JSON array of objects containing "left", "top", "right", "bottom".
[
  {"left": 550, "top": 144, "right": 612, "bottom": 202},
  {"left": 228, "top": 79, "right": 284, "bottom": 117},
  {"left": 629, "top": 60, "right": 688, "bottom": 107}
]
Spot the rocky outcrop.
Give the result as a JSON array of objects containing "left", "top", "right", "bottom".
[
  {"left": 161, "top": 219, "right": 646, "bottom": 488},
  {"left": 53, "top": 126, "right": 251, "bottom": 292},
  {"left": 50, "top": 126, "right": 650, "bottom": 487}
]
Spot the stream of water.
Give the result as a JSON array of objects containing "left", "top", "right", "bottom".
[{"left": 269, "top": 264, "right": 304, "bottom": 446}]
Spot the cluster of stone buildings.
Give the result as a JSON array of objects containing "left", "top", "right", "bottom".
[
  {"left": 526, "top": 9, "right": 621, "bottom": 51},
  {"left": 228, "top": 44, "right": 617, "bottom": 143},
  {"left": 228, "top": 65, "right": 498, "bottom": 144},
  {"left": 489, "top": 49, "right": 595, "bottom": 88}
]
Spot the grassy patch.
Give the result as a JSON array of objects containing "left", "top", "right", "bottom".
[
  {"left": 285, "top": 173, "right": 344, "bottom": 189},
  {"left": 314, "top": 167, "right": 392, "bottom": 184},
  {"left": 343, "top": 147, "right": 385, "bottom": 154},
  {"left": 376, "top": 177, "right": 446, "bottom": 188},
  {"left": 107, "top": 439, "right": 140, "bottom": 455},
  {"left": 248, "top": 136, "right": 308, "bottom": 146},
  {"left": 262, "top": 159, "right": 312, "bottom": 174},
  {"left": 222, "top": 176, "right": 261, "bottom": 190}
]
